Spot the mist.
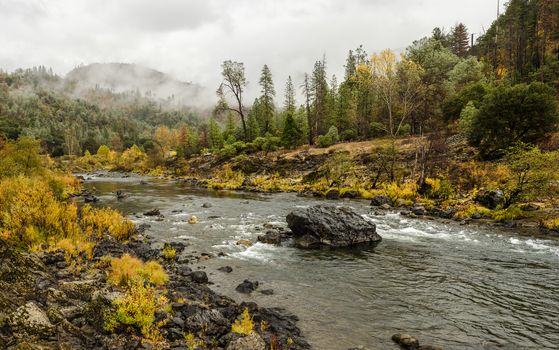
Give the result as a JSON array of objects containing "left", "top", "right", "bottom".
[{"left": 0, "top": 0, "right": 504, "bottom": 108}]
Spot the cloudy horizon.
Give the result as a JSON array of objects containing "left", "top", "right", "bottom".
[{"left": 0, "top": 0, "right": 503, "bottom": 104}]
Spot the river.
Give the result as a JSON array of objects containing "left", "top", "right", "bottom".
[{"left": 83, "top": 174, "right": 559, "bottom": 350}]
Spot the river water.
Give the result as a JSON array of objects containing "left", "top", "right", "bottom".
[{"left": 83, "top": 174, "right": 559, "bottom": 350}]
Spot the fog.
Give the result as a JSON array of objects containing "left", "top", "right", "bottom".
[{"left": 0, "top": 0, "right": 503, "bottom": 107}]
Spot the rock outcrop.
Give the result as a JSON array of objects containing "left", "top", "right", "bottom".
[{"left": 286, "top": 205, "right": 381, "bottom": 248}]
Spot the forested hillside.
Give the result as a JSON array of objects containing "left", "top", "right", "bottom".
[{"left": 0, "top": 66, "right": 203, "bottom": 156}]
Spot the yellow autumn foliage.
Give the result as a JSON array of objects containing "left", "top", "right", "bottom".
[{"left": 108, "top": 253, "right": 168, "bottom": 287}]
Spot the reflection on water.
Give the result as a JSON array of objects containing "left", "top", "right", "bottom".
[{"left": 84, "top": 174, "right": 559, "bottom": 350}]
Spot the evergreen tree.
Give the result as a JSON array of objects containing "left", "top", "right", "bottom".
[
  {"left": 301, "top": 73, "right": 314, "bottom": 145},
  {"left": 450, "top": 23, "right": 470, "bottom": 57},
  {"left": 311, "top": 57, "right": 329, "bottom": 135},
  {"left": 283, "top": 76, "right": 296, "bottom": 114},
  {"left": 246, "top": 99, "right": 261, "bottom": 142},
  {"left": 344, "top": 50, "right": 357, "bottom": 82},
  {"left": 223, "top": 112, "right": 237, "bottom": 141},
  {"left": 208, "top": 118, "right": 224, "bottom": 150},
  {"left": 281, "top": 112, "right": 303, "bottom": 149},
  {"left": 258, "top": 64, "right": 276, "bottom": 135}
]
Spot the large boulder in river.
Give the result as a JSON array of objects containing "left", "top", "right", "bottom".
[{"left": 286, "top": 205, "right": 381, "bottom": 248}]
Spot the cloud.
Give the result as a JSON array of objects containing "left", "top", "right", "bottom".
[{"left": 0, "top": 0, "right": 502, "bottom": 107}]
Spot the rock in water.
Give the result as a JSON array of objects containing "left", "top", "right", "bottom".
[
  {"left": 188, "top": 215, "right": 198, "bottom": 224},
  {"left": 286, "top": 205, "right": 381, "bottom": 248},
  {"left": 144, "top": 208, "right": 160, "bottom": 216}
]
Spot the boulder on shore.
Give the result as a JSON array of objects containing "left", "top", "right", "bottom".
[{"left": 286, "top": 205, "right": 381, "bottom": 248}]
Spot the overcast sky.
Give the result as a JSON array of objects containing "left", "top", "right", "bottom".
[{"left": 0, "top": 0, "right": 502, "bottom": 103}]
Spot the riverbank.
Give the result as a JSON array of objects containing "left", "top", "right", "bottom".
[
  {"left": 0, "top": 224, "right": 310, "bottom": 349},
  {"left": 70, "top": 135, "right": 559, "bottom": 238}
]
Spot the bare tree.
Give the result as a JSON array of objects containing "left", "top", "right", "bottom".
[{"left": 216, "top": 60, "right": 248, "bottom": 139}]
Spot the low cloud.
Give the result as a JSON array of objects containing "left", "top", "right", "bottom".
[{"left": 0, "top": 0, "right": 502, "bottom": 107}]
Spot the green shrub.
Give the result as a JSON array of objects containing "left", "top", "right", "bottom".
[{"left": 317, "top": 126, "right": 339, "bottom": 148}]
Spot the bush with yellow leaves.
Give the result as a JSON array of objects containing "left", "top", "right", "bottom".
[
  {"left": 104, "top": 280, "right": 169, "bottom": 337},
  {"left": 107, "top": 253, "right": 168, "bottom": 287},
  {"left": 81, "top": 205, "right": 135, "bottom": 241},
  {"left": 231, "top": 308, "right": 254, "bottom": 335},
  {"left": 207, "top": 164, "right": 245, "bottom": 190},
  {"left": 0, "top": 176, "right": 81, "bottom": 247}
]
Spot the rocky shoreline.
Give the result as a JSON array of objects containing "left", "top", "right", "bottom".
[{"left": 0, "top": 227, "right": 310, "bottom": 349}]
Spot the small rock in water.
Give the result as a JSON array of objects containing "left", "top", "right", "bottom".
[
  {"left": 190, "top": 271, "right": 208, "bottom": 284},
  {"left": 391, "top": 334, "right": 419, "bottom": 349},
  {"left": 235, "top": 279, "right": 259, "bottom": 294},
  {"left": 218, "top": 266, "right": 233, "bottom": 273},
  {"left": 84, "top": 195, "right": 98, "bottom": 203},
  {"left": 115, "top": 190, "right": 128, "bottom": 199},
  {"left": 236, "top": 239, "right": 253, "bottom": 248},
  {"left": 144, "top": 208, "right": 160, "bottom": 216},
  {"left": 202, "top": 203, "right": 212, "bottom": 208},
  {"left": 260, "top": 289, "right": 274, "bottom": 295},
  {"left": 188, "top": 215, "right": 198, "bottom": 224}
]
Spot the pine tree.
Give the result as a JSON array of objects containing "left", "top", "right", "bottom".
[
  {"left": 450, "top": 23, "right": 470, "bottom": 57},
  {"left": 281, "top": 112, "right": 302, "bottom": 149},
  {"left": 258, "top": 64, "right": 276, "bottom": 135},
  {"left": 301, "top": 73, "right": 314, "bottom": 145},
  {"left": 223, "top": 112, "right": 236, "bottom": 141},
  {"left": 246, "top": 99, "right": 261, "bottom": 142},
  {"left": 311, "top": 57, "right": 329, "bottom": 135},
  {"left": 283, "top": 76, "right": 296, "bottom": 115},
  {"left": 208, "top": 119, "right": 224, "bottom": 150},
  {"left": 344, "top": 50, "right": 357, "bottom": 82}
]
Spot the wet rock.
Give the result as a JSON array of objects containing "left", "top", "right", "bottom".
[
  {"left": 236, "top": 239, "right": 253, "bottom": 248},
  {"left": 84, "top": 195, "right": 98, "bottom": 203},
  {"left": 8, "top": 301, "right": 55, "bottom": 338},
  {"left": 257, "top": 231, "right": 283, "bottom": 245},
  {"left": 218, "top": 266, "right": 233, "bottom": 273},
  {"left": 286, "top": 205, "right": 381, "bottom": 248},
  {"left": 370, "top": 195, "right": 392, "bottom": 207},
  {"left": 202, "top": 203, "right": 213, "bottom": 208},
  {"left": 235, "top": 280, "right": 259, "bottom": 294},
  {"left": 392, "top": 334, "right": 419, "bottom": 349},
  {"left": 325, "top": 188, "right": 340, "bottom": 200},
  {"left": 127, "top": 241, "right": 160, "bottom": 261},
  {"left": 226, "top": 332, "right": 266, "bottom": 350},
  {"left": 115, "top": 190, "right": 128, "bottom": 199},
  {"left": 260, "top": 289, "right": 274, "bottom": 295},
  {"left": 474, "top": 190, "right": 504, "bottom": 209},
  {"left": 144, "top": 208, "right": 161, "bottom": 216},
  {"left": 411, "top": 206, "right": 427, "bottom": 216},
  {"left": 92, "top": 236, "right": 133, "bottom": 258},
  {"left": 521, "top": 203, "right": 540, "bottom": 211},
  {"left": 341, "top": 190, "right": 359, "bottom": 199},
  {"left": 190, "top": 271, "right": 208, "bottom": 284},
  {"left": 137, "top": 223, "right": 151, "bottom": 234},
  {"left": 439, "top": 207, "right": 456, "bottom": 219},
  {"left": 188, "top": 215, "right": 198, "bottom": 224}
]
